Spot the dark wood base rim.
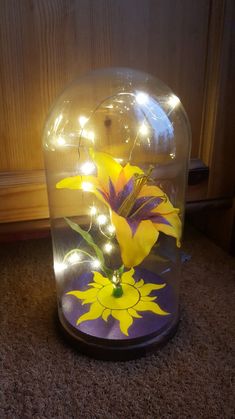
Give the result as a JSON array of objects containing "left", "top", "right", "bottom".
[{"left": 57, "top": 311, "right": 180, "bottom": 361}]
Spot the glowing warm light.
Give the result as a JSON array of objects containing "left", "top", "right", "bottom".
[
  {"left": 81, "top": 181, "right": 93, "bottom": 192},
  {"left": 90, "top": 206, "right": 97, "bottom": 216},
  {"left": 68, "top": 252, "right": 81, "bottom": 264},
  {"left": 168, "top": 94, "right": 180, "bottom": 109},
  {"left": 92, "top": 259, "right": 101, "bottom": 269},
  {"left": 139, "top": 123, "right": 149, "bottom": 136},
  {"left": 114, "top": 158, "right": 124, "bottom": 163},
  {"left": 54, "top": 262, "right": 67, "bottom": 273},
  {"left": 87, "top": 131, "right": 95, "bottom": 142},
  {"left": 104, "top": 242, "right": 113, "bottom": 254},
  {"left": 97, "top": 214, "right": 107, "bottom": 225},
  {"left": 136, "top": 92, "right": 149, "bottom": 105},
  {"left": 80, "top": 161, "right": 95, "bottom": 175},
  {"left": 81, "top": 130, "right": 95, "bottom": 143},
  {"left": 79, "top": 115, "right": 88, "bottom": 128},
  {"left": 57, "top": 136, "right": 66, "bottom": 146},
  {"left": 170, "top": 152, "right": 176, "bottom": 159},
  {"left": 107, "top": 224, "right": 115, "bottom": 234}
]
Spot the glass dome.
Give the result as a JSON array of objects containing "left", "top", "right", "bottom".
[{"left": 43, "top": 67, "right": 191, "bottom": 359}]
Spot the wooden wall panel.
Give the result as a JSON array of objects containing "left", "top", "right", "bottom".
[
  {"left": 0, "top": 0, "right": 210, "bottom": 174},
  {"left": 2, "top": 0, "right": 233, "bottom": 230}
]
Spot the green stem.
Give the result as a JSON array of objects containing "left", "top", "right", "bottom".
[
  {"left": 111, "top": 269, "right": 124, "bottom": 298},
  {"left": 112, "top": 284, "right": 123, "bottom": 298}
]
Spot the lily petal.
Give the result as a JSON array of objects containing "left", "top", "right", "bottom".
[
  {"left": 153, "top": 212, "right": 182, "bottom": 247},
  {"left": 56, "top": 174, "right": 108, "bottom": 205},
  {"left": 89, "top": 149, "right": 122, "bottom": 192},
  {"left": 111, "top": 212, "right": 159, "bottom": 267},
  {"left": 56, "top": 175, "right": 98, "bottom": 190},
  {"left": 123, "top": 163, "right": 144, "bottom": 183},
  {"left": 138, "top": 184, "right": 165, "bottom": 199}
]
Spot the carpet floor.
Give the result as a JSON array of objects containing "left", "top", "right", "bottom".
[{"left": 0, "top": 226, "right": 234, "bottom": 419}]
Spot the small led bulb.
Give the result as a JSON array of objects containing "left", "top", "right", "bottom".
[
  {"left": 68, "top": 252, "right": 81, "bottom": 264},
  {"left": 104, "top": 242, "right": 113, "bottom": 254},
  {"left": 79, "top": 115, "right": 88, "bottom": 128},
  {"left": 57, "top": 136, "right": 66, "bottom": 146},
  {"left": 136, "top": 92, "right": 149, "bottom": 105},
  {"left": 168, "top": 94, "right": 180, "bottom": 109},
  {"left": 80, "top": 162, "right": 95, "bottom": 175},
  {"left": 92, "top": 259, "right": 101, "bottom": 269},
  {"left": 81, "top": 181, "right": 93, "bottom": 192},
  {"left": 54, "top": 262, "right": 67, "bottom": 273},
  {"left": 107, "top": 224, "right": 115, "bottom": 234},
  {"left": 97, "top": 214, "right": 107, "bottom": 225},
  {"left": 139, "top": 123, "right": 149, "bottom": 136},
  {"left": 90, "top": 206, "right": 97, "bottom": 216}
]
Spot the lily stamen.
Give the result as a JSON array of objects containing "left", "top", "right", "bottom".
[
  {"left": 129, "top": 196, "right": 163, "bottom": 219},
  {"left": 118, "top": 166, "right": 155, "bottom": 218}
]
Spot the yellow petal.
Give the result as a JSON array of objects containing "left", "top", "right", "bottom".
[
  {"left": 141, "top": 296, "right": 157, "bottom": 302},
  {"left": 153, "top": 212, "right": 182, "bottom": 247},
  {"left": 135, "top": 279, "right": 144, "bottom": 288},
  {"left": 111, "top": 212, "right": 159, "bottom": 267},
  {"left": 93, "top": 271, "right": 110, "bottom": 286},
  {"left": 102, "top": 308, "right": 111, "bottom": 322},
  {"left": 123, "top": 163, "right": 144, "bottom": 183},
  {"left": 111, "top": 309, "right": 133, "bottom": 336},
  {"left": 56, "top": 175, "right": 98, "bottom": 190},
  {"left": 138, "top": 185, "right": 180, "bottom": 218},
  {"left": 67, "top": 288, "right": 98, "bottom": 303},
  {"left": 134, "top": 300, "right": 169, "bottom": 316},
  {"left": 139, "top": 283, "right": 166, "bottom": 296},
  {"left": 88, "top": 282, "right": 102, "bottom": 289},
  {"left": 115, "top": 168, "right": 127, "bottom": 194},
  {"left": 138, "top": 184, "right": 165, "bottom": 199},
  {"left": 121, "top": 268, "right": 135, "bottom": 285},
  {"left": 89, "top": 149, "right": 122, "bottom": 191},
  {"left": 128, "top": 308, "right": 142, "bottom": 318},
  {"left": 76, "top": 301, "right": 104, "bottom": 325},
  {"left": 56, "top": 174, "right": 108, "bottom": 205}
]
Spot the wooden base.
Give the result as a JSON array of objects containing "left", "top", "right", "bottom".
[{"left": 57, "top": 310, "right": 179, "bottom": 361}]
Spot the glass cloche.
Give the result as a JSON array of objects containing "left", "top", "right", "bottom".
[{"left": 43, "top": 68, "right": 191, "bottom": 359}]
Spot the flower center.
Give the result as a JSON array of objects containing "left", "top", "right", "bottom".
[
  {"left": 97, "top": 284, "right": 140, "bottom": 310},
  {"left": 117, "top": 166, "right": 154, "bottom": 218}
]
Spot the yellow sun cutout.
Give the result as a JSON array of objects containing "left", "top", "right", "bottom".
[{"left": 67, "top": 269, "right": 169, "bottom": 336}]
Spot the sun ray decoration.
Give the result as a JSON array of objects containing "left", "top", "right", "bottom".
[{"left": 67, "top": 269, "right": 169, "bottom": 336}]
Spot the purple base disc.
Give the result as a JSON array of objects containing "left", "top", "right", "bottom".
[{"left": 60, "top": 268, "right": 178, "bottom": 343}]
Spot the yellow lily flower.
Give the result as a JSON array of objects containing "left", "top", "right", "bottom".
[{"left": 56, "top": 149, "right": 181, "bottom": 267}]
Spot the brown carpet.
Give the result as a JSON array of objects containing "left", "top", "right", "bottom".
[{"left": 0, "top": 226, "right": 234, "bottom": 419}]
